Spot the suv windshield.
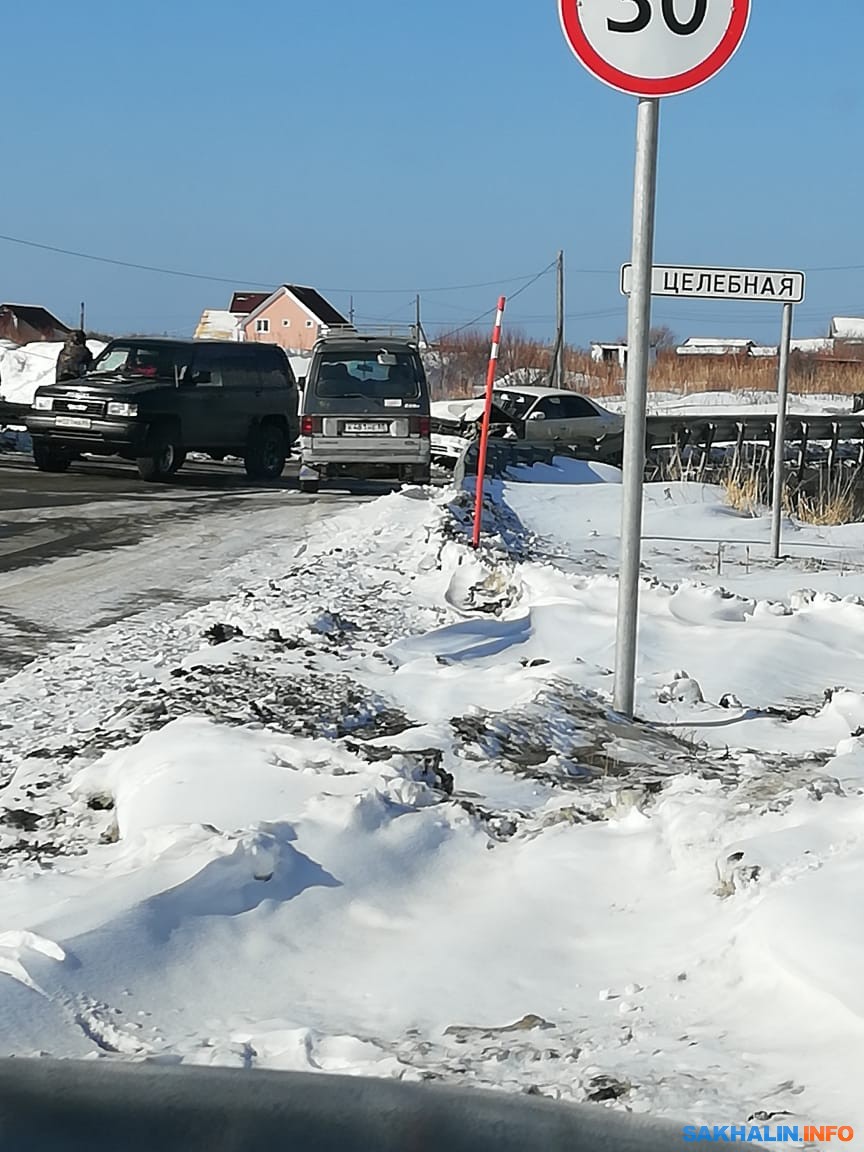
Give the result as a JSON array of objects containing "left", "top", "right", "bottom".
[
  {"left": 314, "top": 350, "right": 421, "bottom": 400},
  {"left": 493, "top": 390, "right": 535, "bottom": 420},
  {"left": 91, "top": 342, "right": 191, "bottom": 381}
]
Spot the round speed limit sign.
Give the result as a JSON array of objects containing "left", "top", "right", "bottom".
[{"left": 559, "top": 0, "right": 750, "bottom": 97}]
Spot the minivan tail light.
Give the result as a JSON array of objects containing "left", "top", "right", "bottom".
[
  {"left": 301, "top": 415, "right": 321, "bottom": 435},
  {"left": 410, "top": 416, "right": 431, "bottom": 437}
]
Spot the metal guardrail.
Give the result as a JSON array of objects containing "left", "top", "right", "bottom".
[
  {"left": 0, "top": 1059, "right": 693, "bottom": 1151},
  {"left": 455, "top": 439, "right": 623, "bottom": 484},
  {"left": 644, "top": 410, "right": 864, "bottom": 452},
  {"left": 447, "top": 408, "right": 864, "bottom": 482}
]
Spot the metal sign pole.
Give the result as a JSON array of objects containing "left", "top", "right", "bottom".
[
  {"left": 770, "top": 301, "right": 794, "bottom": 560},
  {"left": 613, "top": 97, "right": 660, "bottom": 719}
]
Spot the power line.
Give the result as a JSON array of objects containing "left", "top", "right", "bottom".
[
  {"left": 439, "top": 261, "right": 558, "bottom": 338},
  {"left": 804, "top": 263, "right": 864, "bottom": 273},
  {"left": 0, "top": 232, "right": 561, "bottom": 297},
  {"left": 0, "top": 233, "right": 272, "bottom": 288}
]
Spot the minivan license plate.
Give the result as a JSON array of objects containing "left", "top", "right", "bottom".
[
  {"left": 344, "top": 422, "right": 388, "bottom": 434},
  {"left": 55, "top": 416, "right": 91, "bottom": 429}
]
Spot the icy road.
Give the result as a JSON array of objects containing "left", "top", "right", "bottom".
[{"left": 0, "top": 455, "right": 374, "bottom": 678}]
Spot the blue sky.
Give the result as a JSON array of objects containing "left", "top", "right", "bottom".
[{"left": 2, "top": 1, "right": 861, "bottom": 347}]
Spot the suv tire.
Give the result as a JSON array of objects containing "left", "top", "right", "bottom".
[
  {"left": 169, "top": 450, "right": 187, "bottom": 475},
  {"left": 33, "top": 442, "right": 71, "bottom": 473},
  {"left": 137, "top": 435, "right": 181, "bottom": 483},
  {"left": 244, "top": 423, "right": 287, "bottom": 481}
]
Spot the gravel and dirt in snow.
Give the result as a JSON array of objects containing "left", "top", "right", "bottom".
[{"left": 0, "top": 469, "right": 863, "bottom": 1130}]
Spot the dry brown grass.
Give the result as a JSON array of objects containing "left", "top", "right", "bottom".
[
  {"left": 431, "top": 330, "right": 864, "bottom": 401},
  {"left": 787, "top": 478, "right": 858, "bottom": 526},
  {"left": 723, "top": 469, "right": 762, "bottom": 516},
  {"left": 722, "top": 466, "right": 859, "bottom": 525}
]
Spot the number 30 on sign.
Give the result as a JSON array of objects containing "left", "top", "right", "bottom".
[{"left": 558, "top": 0, "right": 750, "bottom": 97}]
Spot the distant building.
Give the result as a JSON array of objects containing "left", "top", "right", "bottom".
[
  {"left": 677, "top": 337, "right": 755, "bottom": 358},
  {"left": 791, "top": 337, "right": 835, "bottom": 355},
  {"left": 193, "top": 310, "right": 241, "bottom": 341},
  {"left": 830, "top": 317, "right": 864, "bottom": 341},
  {"left": 241, "top": 285, "right": 351, "bottom": 351},
  {"left": 196, "top": 286, "right": 351, "bottom": 352},
  {"left": 0, "top": 304, "right": 70, "bottom": 345},
  {"left": 229, "top": 292, "right": 271, "bottom": 318},
  {"left": 829, "top": 318, "right": 864, "bottom": 360},
  {"left": 591, "top": 341, "right": 629, "bottom": 368},
  {"left": 749, "top": 345, "right": 778, "bottom": 358},
  {"left": 675, "top": 336, "right": 841, "bottom": 361},
  {"left": 591, "top": 341, "right": 657, "bottom": 369}
]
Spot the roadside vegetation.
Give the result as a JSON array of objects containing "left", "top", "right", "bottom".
[{"left": 429, "top": 328, "right": 864, "bottom": 401}]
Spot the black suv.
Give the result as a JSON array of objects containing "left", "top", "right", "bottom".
[{"left": 26, "top": 338, "right": 299, "bottom": 482}]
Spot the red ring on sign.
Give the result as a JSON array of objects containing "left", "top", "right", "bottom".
[{"left": 558, "top": 0, "right": 750, "bottom": 97}]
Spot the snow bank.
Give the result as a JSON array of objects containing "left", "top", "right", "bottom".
[
  {"left": 0, "top": 340, "right": 61, "bottom": 404},
  {"left": 0, "top": 339, "right": 106, "bottom": 405},
  {"left": 2, "top": 480, "right": 864, "bottom": 1124},
  {"left": 503, "top": 457, "right": 622, "bottom": 485},
  {"left": 603, "top": 389, "right": 855, "bottom": 418}
]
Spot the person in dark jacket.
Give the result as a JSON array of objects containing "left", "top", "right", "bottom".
[{"left": 55, "top": 330, "right": 94, "bottom": 383}]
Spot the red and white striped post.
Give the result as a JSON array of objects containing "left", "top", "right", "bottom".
[{"left": 472, "top": 296, "right": 507, "bottom": 549}]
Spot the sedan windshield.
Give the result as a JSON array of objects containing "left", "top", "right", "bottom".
[
  {"left": 91, "top": 342, "right": 191, "bottom": 381},
  {"left": 492, "top": 390, "right": 535, "bottom": 420},
  {"left": 314, "top": 351, "right": 421, "bottom": 400}
]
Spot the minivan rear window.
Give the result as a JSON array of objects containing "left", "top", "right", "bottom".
[{"left": 314, "top": 351, "right": 421, "bottom": 400}]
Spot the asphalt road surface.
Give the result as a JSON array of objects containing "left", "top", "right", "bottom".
[{"left": 0, "top": 451, "right": 388, "bottom": 679}]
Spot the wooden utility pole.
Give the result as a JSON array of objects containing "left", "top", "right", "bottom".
[
  {"left": 79, "top": 301, "right": 86, "bottom": 332},
  {"left": 554, "top": 250, "right": 565, "bottom": 388}
]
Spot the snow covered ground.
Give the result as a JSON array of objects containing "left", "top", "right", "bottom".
[
  {"left": 603, "top": 388, "right": 858, "bottom": 418},
  {"left": 0, "top": 468, "right": 863, "bottom": 1130}
]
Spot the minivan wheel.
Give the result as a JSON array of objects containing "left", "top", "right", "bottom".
[
  {"left": 33, "top": 442, "right": 71, "bottom": 473},
  {"left": 244, "top": 423, "right": 287, "bottom": 481},
  {"left": 137, "top": 437, "right": 180, "bottom": 483}
]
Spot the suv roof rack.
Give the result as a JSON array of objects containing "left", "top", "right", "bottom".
[{"left": 321, "top": 323, "right": 420, "bottom": 340}]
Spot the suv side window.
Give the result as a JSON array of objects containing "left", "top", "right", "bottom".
[
  {"left": 411, "top": 353, "right": 426, "bottom": 386},
  {"left": 189, "top": 347, "right": 224, "bottom": 388},
  {"left": 219, "top": 345, "right": 261, "bottom": 391},
  {"left": 257, "top": 346, "right": 294, "bottom": 391}
]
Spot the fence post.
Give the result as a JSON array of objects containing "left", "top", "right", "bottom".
[{"left": 472, "top": 298, "right": 507, "bottom": 549}]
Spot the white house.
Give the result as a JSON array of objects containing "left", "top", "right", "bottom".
[
  {"left": 591, "top": 341, "right": 657, "bottom": 369},
  {"left": 830, "top": 317, "right": 864, "bottom": 341},
  {"left": 591, "top": 342, "right": 628, "bottom": 368},
  {"left": 793, "top": 337, "right": 834, "bottom": 354},
  {"left": 677, "top": 337, "right": 755, "bottom": 357}
]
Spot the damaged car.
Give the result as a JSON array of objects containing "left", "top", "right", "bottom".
[{"left": 431, "top": 385, "right": 624, "bottom": 467}]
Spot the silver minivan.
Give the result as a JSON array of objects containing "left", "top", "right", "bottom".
[{"left": 298, "top": 333, "right": 431, "bottom": 492}]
